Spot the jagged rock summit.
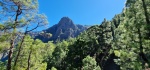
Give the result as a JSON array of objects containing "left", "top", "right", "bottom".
[{"left": 34, "top": 17, "right": 88, "bottom": 42}]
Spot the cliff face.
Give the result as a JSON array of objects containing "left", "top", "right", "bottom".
[{"left": 34, "top": 17, "right": 89, "bottom": 42}]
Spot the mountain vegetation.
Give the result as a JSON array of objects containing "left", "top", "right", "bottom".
[{"left": 0, "top": 0, "right": 150, "bottom": 70}]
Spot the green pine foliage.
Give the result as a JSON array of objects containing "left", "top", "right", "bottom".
[
  {"left": 13, "top": 35, "right": 48, "bottom": 70},
  {"left": 0, "top": 0, "right": 150, "bottom": 70},
  {"left": 82, "top": 56, "right": 101, "bottom": 70}
]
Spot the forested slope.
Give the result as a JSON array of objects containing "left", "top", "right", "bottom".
[{"left": 45, "top": 0, "right": 150, "bottom": 70}]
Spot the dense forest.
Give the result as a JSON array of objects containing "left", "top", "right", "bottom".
[{"left": 0, "top": 0, "right": 150, "bottom": 70}]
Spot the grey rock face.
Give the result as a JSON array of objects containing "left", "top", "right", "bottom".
[{"left": 34, "top": 17, "right": 89, "bottom": 42}]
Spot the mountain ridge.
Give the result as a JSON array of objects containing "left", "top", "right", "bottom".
[{"left": 34, "top": 17, "right": 89, "bottom": 42}]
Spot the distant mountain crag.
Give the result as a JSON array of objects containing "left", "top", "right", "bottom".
[{"left": 34, "top": 17, "right": 89, "bottom": 42}]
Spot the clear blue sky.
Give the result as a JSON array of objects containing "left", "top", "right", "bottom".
[{"left": 38, "top": 0, "right": 126, "bottom": 27}]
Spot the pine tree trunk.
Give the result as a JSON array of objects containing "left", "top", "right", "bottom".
[
  {"left": 141, "top": 0, "right": 150, "bottom": 39},
  {"left": 138, "top": 28, "right": 149, "bottom": 66},
  {"left": 7, "top": 4, "right": 21, "bottom": 70},
  {"left": 141, "top": 0, "right": 150, "bottom": 24},
  {"left": 27, "top": 50, "right": 32, "bottom": 70},
  {"left": 7, "top": 39, "right": 14, "bottom": 70},
  {"left": 14, "top": 35, "right": 26, "bottom": 67}
]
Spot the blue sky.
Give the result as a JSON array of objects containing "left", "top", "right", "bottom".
[{"left": 38, "top": 0, "right": 126, "bottom": 27}]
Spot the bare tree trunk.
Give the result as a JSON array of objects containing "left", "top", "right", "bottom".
[
  {"left": 7, "top": 4, "right": 21, "bottom": 70},
  {"left": 14, "top": 34, "right": 26, "bottom": 67},
  {"left": 7, "top": 39, "right": 14, "bottom": 70},
  {"left": 14, "top": 23, "right": 40, "bottom": 68},
  {"left": 27, "top": 50, "right": 32, "bottom": 70}
]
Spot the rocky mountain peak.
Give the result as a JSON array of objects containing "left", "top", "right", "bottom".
[
  {"left": 57, "top": 17, "right": 77, "bottom": 30},
  {"left": 34, "top": 17, "right": 88, "bottom": 42}
]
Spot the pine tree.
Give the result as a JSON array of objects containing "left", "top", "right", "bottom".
[
  {"left": 0, "top": 0, "right": 48, "bottom": 70},
  {"left": 82, "top": 56, "right": 101, "bottom": 70},
  {"left": 113, "top": 0, "right": 150, "bottom": 69},
  {"left": 13, "top": 35, "right": 48, "bottom": 70}
]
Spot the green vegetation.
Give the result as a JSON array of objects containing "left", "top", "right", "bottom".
[{"left": 0, "top": 0, "right": 150, "bottom": 70}]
